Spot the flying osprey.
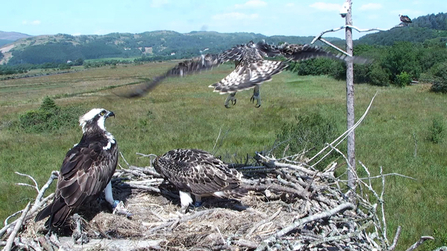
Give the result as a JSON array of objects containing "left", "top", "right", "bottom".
[
  {"left": 399, "top": 14, "right": 412, "bottom": 25},
  {"left": 121, "top": 40, "right": 370, "bottom": 108},
  {"left": 35, "top": 108, "right": 119, "bottom": 228},
  {"left": 154, "top": 149, "right": 246, "bottom": 212}
]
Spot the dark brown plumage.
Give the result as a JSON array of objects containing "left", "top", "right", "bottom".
[
  {"left": 35, "top": 108, "right": 118, "bottom": 228},
  {"left": 399, "top": 14, "right": 412, "bottom": 24},
  {"left": 154, "top": 149, "right": 245, "bottom": 212}
]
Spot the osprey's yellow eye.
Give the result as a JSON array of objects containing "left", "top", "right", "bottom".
[{"left": 100, "top": 110, "right": 106, "bottom": 116}]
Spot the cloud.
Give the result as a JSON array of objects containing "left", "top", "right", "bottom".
[
  {"left": 22, "top": 20, "right": 41, "bottom": 25},
  {"left": 212, "top": 12, "right": 259, "bottom": 21},
  {"left": 309, "top": 2, "right": 341, "bottom": 11},
  {"left": 359, "top": 3, "right": 382, "bottom": 11},
  {"left": 235, "top": 0, "right": 267, "bottom": 9}
]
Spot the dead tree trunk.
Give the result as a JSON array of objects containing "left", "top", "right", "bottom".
[{"left": 345, "top": 0, "right": 356, "bottom": 191}]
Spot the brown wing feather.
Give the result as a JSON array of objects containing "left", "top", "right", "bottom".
[
  {"left": 278, "top": 43, "right": 370, "bottom": 64},
  {"left": 120, "top": 41, "right": 274, "bottom": 98},
  {"left": 210, "top": 60, "right": 287, "bottom": 94},
  {"left": 154, "top": 149, "right": 242, "bottom": 196},
  {"left": 121, "top": 40, "right": 371, "bottom": 99},
  {"left": 35, "top": 139, "right": 118, "bottom": 228},
  {"left": 118, "top": 53, "right": 221, "bottom": 98}
]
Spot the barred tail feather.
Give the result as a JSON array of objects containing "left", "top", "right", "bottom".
[{"left": 214, "top": 187, "right": 248, "bottom": 199}]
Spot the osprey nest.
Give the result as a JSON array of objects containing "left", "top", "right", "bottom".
[
  {"left": 0, "top": 148, "right": 432, "bottom": 251},
  {"left": 0, "top": 96, "right": 436, "bottom": 251}
]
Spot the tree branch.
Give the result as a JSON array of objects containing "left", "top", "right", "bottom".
[
  {"left": 2, "top": 202, "right": 30, "bottom": 251},
  {"left": 256, "top": 203, "right": 355, "bottom": 251},
  {"left": 405, "top": 236, "right": 434, "bottom": 251}
]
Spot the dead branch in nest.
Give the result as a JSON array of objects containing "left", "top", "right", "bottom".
[
  {"left": 405, "top": 236, "right": 435, "bottom": 251},
  {"left": 58, "top": 237, "right": 164, "bottom": 250},
  {"left": 146, "top": 208, "right": 217, "bottom": 235},
  {"left": 388, "top": 226, "right": 402, "bottom": 251},
  {"left": 0, "top": 171, "right": 57, "bottom": 241},
  {"left": 2, "top": 202, "right": 30, "bottom": 251},
  {"left": 255, "top": 202, "right": 355, "bottom": 251}
]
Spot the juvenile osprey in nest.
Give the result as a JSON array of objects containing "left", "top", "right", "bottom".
[
  {"left": 122, "top": 40, "right": 370, "bottom": 108},
  {"left": 154, "top": 149, "right": 246, "bottom": 213},
  {"left": 35, "top": 108, "right": 120, "bottom": 228}
]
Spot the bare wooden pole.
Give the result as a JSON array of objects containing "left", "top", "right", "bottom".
[
  {"left": 311, "top": 2, "right": 407, "bottom": 194},
  {"left": 345, "top": 0, "right": 356, "bottom": 191}
]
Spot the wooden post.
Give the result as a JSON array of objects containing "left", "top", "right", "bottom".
[{"left": 345, "top": 0, "right": 356, "bottom": 191}]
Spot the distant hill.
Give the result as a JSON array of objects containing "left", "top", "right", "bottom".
[
  {"left": 0, "top": 31, "right": 31, "bottom": 47},
  {"left": 0, "top": 31, "right": 31, "bottom": 40},
  {"left": 0, "top": 31, "right": 341, "bottom": 65},
  {"left": 411, "top": 12, "right": 447, "bottom": 30},
  {"left": 358, "top": 12, "right": 447, "bottom": 46}
]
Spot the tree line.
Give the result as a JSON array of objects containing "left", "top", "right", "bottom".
[
  {"left": 288, "top": 39, "right": 447, "bottom": 92},
  {"left": 287, "top": 12, "right": 447, "bottom": 93}
]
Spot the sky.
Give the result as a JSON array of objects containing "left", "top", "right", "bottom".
[{"left": 2, "top": 0, "right": 446, "bottom": 40}]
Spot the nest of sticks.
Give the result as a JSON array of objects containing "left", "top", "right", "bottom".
[
  {"left": 0, "top": 148, "right": 432, "bottom": 251},
  {"left": 0, "top": 96, "right": 438, "bottom": 251}
]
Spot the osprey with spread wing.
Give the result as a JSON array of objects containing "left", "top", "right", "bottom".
[{"left": 122, "top": 40, "right": 370, "bottom": 108}]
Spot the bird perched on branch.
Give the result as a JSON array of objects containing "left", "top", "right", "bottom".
[
  {"left": 399, "top": 14, "right": 412, "bottom": 25},
  {"left": 120, "top": 40, "right": 370, "bottom": 108},
  {"left": 154, "top": 148, "right": 246, "bottom": 213},
  {"left": 35, "top": 108, "right": 120, "bottom": 229}
]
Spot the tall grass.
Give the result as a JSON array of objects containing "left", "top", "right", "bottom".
[{"left": 0, "top": 62, "right": 446, "bottom": 249}]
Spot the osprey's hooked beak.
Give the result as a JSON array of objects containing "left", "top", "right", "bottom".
[{"left": 106, "top": 111, "right": 115, "bottom": 118}]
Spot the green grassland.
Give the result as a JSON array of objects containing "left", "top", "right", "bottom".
[
  {"left": 84, "top": 57, "right": 140, "bottom": 63},
  {"left": 0, "top": 62, "right": 446, "bottom": 250}
]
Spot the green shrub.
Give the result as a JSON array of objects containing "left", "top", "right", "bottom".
[
  {"left": 16, "top": 97, "right": 83, "bottom": 133},
  {"left": 428, "top": 115, "right": 445, "bottom": 144},
  {"left": 329, "top": 61, "right": 345, "bottom": 81},
  {"left": 430, "top": 62, "right": 447, "bottom": 93},
  {"left": 40, "top": 96, "right": 58, "bottom": 111},
  {"left": 431, "top": 77, "right": 447, "bottom": 93},
  {"left": 292, "top": 58, "right": 334, "bottom": 76},
  {"left": 58, "top": 63, "right": 71, "bottom": 70},
  {"left": 395, "top": 71, "right": 411, "bottom": 87},
  {"left": 368, "top": 64, "right": 390, "bottom": 86},
  {"left": 274, "top": 112, "right": 341, "bottom": 169}
]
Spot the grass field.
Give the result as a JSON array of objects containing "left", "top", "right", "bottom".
[
  {"left": 84, "top": 57, "right": 140, "bottom": 63},
  {"left": 0, "top": 62, "right": 446, "bottom": 250}
]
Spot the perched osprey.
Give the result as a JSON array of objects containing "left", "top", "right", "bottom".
[
  {"left": 154, "top": 149, "right": 245, "bottom": 212},
  {"left": 35, "top": 108, "right": 119, "bottom": 228},
  {"left": 399, "top": 14, "right": 412, "bottom": 24},
  {"left": 121, "top": 40, "right": 370, "bottom": 108}
]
